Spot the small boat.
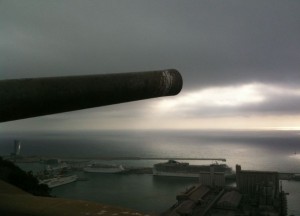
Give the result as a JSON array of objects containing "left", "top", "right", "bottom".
[
  {"left": 39, "top": 174, "right": 78, "bottom": 188},
  {"left": 83, "top": 163, "right": 124, "bottom": 173}
]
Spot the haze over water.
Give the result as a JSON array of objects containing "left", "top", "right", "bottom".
[
  {"left": 1, "top": 130, "right": 300, "bottom": 171},
  {"left": 1, "top": 129, "right": 300, "bottom": 214}
]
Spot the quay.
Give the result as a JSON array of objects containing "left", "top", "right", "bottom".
[
  {"left": 91, "top": 157, "right": 224, "bottom": 161},
  {"left": 63, "top": 157, "right": 227, "bottom": 162},
  {"left": 11, "top": 156, "right": 300, "bottom": 180},
  {"left": 162, "top": 164, "right": 288, "bottom": 216}
]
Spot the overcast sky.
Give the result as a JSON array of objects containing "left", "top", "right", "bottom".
[{"left": 1, "top": 0, "right": 300, "bottom": 131}]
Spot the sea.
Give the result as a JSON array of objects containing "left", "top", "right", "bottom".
[{"left": 0, "top": 129, "right": 300, "bottom": 215}]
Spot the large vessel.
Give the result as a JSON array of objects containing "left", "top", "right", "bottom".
[
  {"left": 153, "top": 160, "right": 232, "bottom": 178},
  {"left": 83, "top": 163, "right": 124, "bottom": 173},
  {"left": 39, "top": 174, "right": 78, "bottom": 188}
]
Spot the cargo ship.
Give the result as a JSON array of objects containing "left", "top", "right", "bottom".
[{"left": 153, "top": 160, "right": 232, "bottom": 178}]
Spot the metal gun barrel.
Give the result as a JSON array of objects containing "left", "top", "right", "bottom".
[{"left": 0, "top": 69, "right": 182, "bottom": 122}]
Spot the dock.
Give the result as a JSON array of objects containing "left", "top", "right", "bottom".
[{"left": 63, "top": 157, "right": 227, "bottom": 162}]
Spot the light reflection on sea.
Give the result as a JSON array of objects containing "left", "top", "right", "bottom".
[{"left": 1, "top": 130, "right": 300, "bottom": 214}]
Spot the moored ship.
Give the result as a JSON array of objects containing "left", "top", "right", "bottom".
[
  {"left": 83, "top": 163, "right": 124, "bottom": 173},
  {"left": 39, "top": 174, "right": 78, "bottom": 188},
  {"left": 153, "top": 160, "right": 232, "bottom": 178}
]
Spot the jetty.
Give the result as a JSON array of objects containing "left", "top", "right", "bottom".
[{"left": 63, "top": 157, "right": 227, "bottom": 162}]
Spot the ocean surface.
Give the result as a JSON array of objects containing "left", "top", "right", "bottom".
[{"left": 1, "top": 130, "right": 300, "bottom": 214}]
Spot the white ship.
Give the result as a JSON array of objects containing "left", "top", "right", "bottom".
[
  {"left": 39, "top": 174, "right": 78, "bottom": 188},
  {"left": 153, "top": 160, "right": 232, "bottom": 178},
  {"left": 83, "top": 163, "right": 124, "bottom": 173}
]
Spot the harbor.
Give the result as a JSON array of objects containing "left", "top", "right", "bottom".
[
  {"left": 1, "top": 130, "right": 300, "bottom": 215},
  {"left": 2, "top": 1, "right": 300, "bottom": 215},
  {"left": 1, "top": 154, "right": 300, "bottom": 215},
  {"left": 12, "top": 155, "right": 300, "bottom": 181},
  {"left": 42, "top": 158, "right": 294, "bottom": 215}
]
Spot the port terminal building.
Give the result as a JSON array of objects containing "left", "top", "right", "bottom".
[{"left": 162, "top": 165, "right": 287, "bottom": 216}]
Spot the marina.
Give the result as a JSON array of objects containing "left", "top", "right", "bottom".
[
  {"left": 1, "top": 129, "right": 300, "bottom": 215},
  {"left": 29, "top": 157, "right": 300, "bottom": 181},
  {"left": 13, "top": 156, "right": 300, "bottom": 181},
  {"left": 63, "top": 157, "right": 227, "bottom": 162},
  {"left": 19, "top": 154, "right": 298, "bottom": 215}
]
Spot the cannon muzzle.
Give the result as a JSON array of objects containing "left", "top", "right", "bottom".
[{"left": 0, "top": 69, "right": 182, "bottom": 122}]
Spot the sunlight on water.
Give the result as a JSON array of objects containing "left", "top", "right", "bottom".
[
  {"left": 289, "top": 154, "right": 300, "bottom": 160},
  {"left": 1, "top": 130, "right": 300, "bottom": 214}
]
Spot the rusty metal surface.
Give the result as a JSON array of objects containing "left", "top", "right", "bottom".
[{"left": 0, "top": 69, "right": 182, "bottom": 122}]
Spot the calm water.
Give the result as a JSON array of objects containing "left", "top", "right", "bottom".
[{"left": 1, "top": 130, "right": 300, "bottom": 214}]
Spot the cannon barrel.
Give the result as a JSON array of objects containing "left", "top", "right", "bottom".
[{"left": 0, "top": 69, "right": 182, "bottom": 122}]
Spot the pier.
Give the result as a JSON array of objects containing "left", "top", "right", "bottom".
[{"left": 63, "top": 157, "right": 227, "bottom": 162}]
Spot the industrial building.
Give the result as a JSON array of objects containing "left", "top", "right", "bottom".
[
  {"left": 162, "top": 165, "right": 287, "bottom": 216},
  {"left": 198, "top": 165, "right": 225, "bottom": 187},
  {"left": 236, "top": 164, "right": 279, "bottom": 197}
]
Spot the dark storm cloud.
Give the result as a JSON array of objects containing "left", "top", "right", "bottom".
[
  {"left": 1, "top": 0, "right": 300, "bottom": 130},
  {"left": 1, "top": 0, "right": 300, "bottom": 88}
]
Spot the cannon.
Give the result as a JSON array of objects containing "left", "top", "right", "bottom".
[{"left": 0, "top": 69, "right": 182, "bottom": 122}]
